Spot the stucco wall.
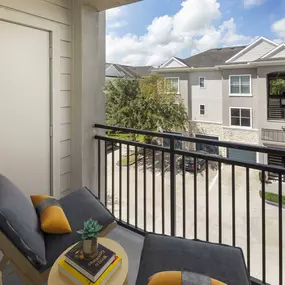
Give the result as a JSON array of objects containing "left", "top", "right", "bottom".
[
  {"left": 222, "top": 68, "right": 258, "bottom": 128},
  {"left": 190, "top": 71, "right": 222, "bottom": 123},
  {"left": 157, "top": 72, "right": 190, "bottom": 116}
]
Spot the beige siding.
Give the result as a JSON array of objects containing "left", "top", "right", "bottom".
[
  {"left": 60, "top": 156, "right": 71, "bottom": 175},
  {"left": 60, "top": 172, "right": 71, "bottom": 194},
  {"left": 163, "top": 58, "right": 186, "bottom": 68},
  {"left": 0, "top": 0, "right": 71, "bottom": 24},
  {"left": 234, "top": 41, "right": 276, "bottom": 62},
  {"left": 60, "top": 91, "right": 71, "bottom": 107},
  {"left": 0, "top": 0, "right": 73, "bottom": 194},
  {"left": 272, "top": 47, "right": 285, "bottom": 58},
  {"left": 60, "top": 124, "right": 71, "bottom": 141}
]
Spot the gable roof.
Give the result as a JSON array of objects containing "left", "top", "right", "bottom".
[
  {"left": 225, "top": 37, "right": 278, "bottom": 63},
  {"left": 106, "top": 63, "right": 153, "bottom": 78},
  {"left": 182, "top": 46, "right": 246, "bottom": 68},
  {"left": 160, "top": 57, "right": 188, "bottom": 68},
  {"left": 261, "top": 44, "right": 285, "bottom": 59}
]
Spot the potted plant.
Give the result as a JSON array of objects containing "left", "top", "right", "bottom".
[{"left": 77, "top": 219, "right": 103, "bottom": 259}]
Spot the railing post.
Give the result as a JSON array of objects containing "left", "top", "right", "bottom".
[{"left": 170, "top": 136, "right": 176, "bottom": 236}]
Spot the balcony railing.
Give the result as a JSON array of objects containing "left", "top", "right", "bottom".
[{"left": 94, "top": 124, "right": 285, "bottom": 285}]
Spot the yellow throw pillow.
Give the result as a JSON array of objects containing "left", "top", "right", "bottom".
[
  {"left": 148, "top": 271, "right": 227, "bottom": 285},
  {"left": 31, "top": 195, "right": 72, "bottom": 234},
  {"left": 148, "top": 271, "right": 182, "bottom": 285}
]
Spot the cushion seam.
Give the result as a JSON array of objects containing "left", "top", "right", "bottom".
[{"left": 0, "top": 210, "right": 46, "bottom": 265}]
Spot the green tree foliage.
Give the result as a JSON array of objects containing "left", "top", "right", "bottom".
[
  {"left": 106, "top": 75, "right": 188, "bottom": 134},
  {"left": 269, "top": 74, "right": 285, "bottom": 95}
]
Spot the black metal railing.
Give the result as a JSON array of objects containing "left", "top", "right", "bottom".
[{"left": 94, "top": 124, "right": 285, "bottom": 285}]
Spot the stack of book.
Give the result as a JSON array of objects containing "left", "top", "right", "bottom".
[{"left": 58, "top": 241, "right": 122, "bottom": 285}]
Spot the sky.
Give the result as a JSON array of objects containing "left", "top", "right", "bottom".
[{"left": 106, "top": 0, "right": 285, "bottom": 67}]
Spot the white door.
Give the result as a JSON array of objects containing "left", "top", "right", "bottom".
[{"left": 0, "top": 21, "right": 51, "bottom": 197}]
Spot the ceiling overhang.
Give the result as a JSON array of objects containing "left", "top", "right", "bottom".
[{"left": 82, "top": 0, "right": 142, "bottom": 11}]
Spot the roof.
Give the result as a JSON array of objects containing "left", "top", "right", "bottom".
[
  {"left": 183, "top": 46, "right": 246, "bottom": 68},
  {"left": 106, "top": 63, "right": 153, "bottom": 78}
]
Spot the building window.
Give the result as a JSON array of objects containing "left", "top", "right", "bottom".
[
  {"left": 230, "top": 108, "right": 252, "bottom": 127},
  {"left": 229, "top": 75, "right": 251, "bottom": 95},
  {"left": 199, "top": 77, "right": 205, "bottom": 88},
  {"left": 165, "top": 77, "right": 179, "bottom": 93},
  {"left": 268, "top": 73, "right": 285, "bottom": 120},
  {"left": 200, "top": 104, "right": 205, "bottom": 115}
]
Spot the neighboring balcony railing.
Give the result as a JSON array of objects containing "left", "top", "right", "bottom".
[{"left": 94, "top": 124, "right": 285, "bottom": 285}]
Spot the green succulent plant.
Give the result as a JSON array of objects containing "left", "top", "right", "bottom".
[{"left": 77, "top": 219, "right": 103, "bottom": 240}]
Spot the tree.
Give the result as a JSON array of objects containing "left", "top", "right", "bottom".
[
  {"left": 106, "top": 78, "right": 140, "bottom": 129},
  {"left": 270, "top": 73, "right": 285, "bottom": 95},
  {"left": 105, "top": 75, "right": 188, "bottom": 136}
]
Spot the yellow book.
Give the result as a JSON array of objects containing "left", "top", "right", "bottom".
[{"left": 58, "top": 256, "right": 122, "bottom": 285}]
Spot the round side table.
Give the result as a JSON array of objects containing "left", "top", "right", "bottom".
[{"left": 48, "top": 238, "right": 128, "bottom": 285}]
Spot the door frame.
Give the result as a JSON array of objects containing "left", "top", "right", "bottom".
[{"left": 0, "top": 8, "right": 61, "bottom": 198}]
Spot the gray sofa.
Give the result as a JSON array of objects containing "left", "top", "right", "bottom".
[
  {"left": 0, "top": 174, "right": 115, "bottom": 284},
  {"left": 136, "top": 233, "right": 251, "bottom": 285}
]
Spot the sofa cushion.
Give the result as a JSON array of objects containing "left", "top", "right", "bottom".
[
  {"left": 40, "top": 187, "right": 115, "bottom": 272},
  {"left": 0, "top": 174, "right": 46, "bottom": 266},
  {"left": 136, "top": 233, "right": 251, "bottom": 285}
]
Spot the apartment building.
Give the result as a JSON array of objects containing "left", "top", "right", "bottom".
[
  {"left": 154, "top": 37, "right": 285, "bottom": 168},
  {"left": 106, "top": 63, "right": 153, "bottom": 79}
]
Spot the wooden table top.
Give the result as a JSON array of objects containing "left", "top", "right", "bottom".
[{"left": 48, "top": 237, "right": 128, "bottom": 285}]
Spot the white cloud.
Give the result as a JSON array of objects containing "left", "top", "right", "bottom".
[
  {"left": 108, "top": 21, "right": 128, "bottom": 29},
  {"left": 106, "top": 7, "right": 127, "bottom": 29},
  {"left": 244, "top": 0, "right": 264, "bottom": 8},
  {"left": 272, "top": 18, "right": 285, "bottom": 38},
  {"left": 106, "top": 0, "right": 253, "bottom": 66}
]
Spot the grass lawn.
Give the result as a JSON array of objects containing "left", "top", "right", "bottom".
[
  {"left": 259, "top": 191, "right": 285, "bottom": 205},
  {"left": 107, "top": 132, "right": 146, "bottom": 143},
  {"left": 121, "top": 154, "right": 136, "bottom": 166}
]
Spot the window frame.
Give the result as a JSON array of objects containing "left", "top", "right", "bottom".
[
  {"left": 199, "top": 77, "right": 206, "bottom": 89},
  {"left": 229, "top": 107, "right": 252, "bottom": 128},
  {"left": 200, "top": 104, "right": 206, "bottom": 116},
  {"left": 165, "top": 77, "right": 180, "bottom": 94},
  {"left": 229, "top": 74, "right": 252, "bottom": 96}
]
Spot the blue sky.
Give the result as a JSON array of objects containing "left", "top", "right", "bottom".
[{"left": 106, "top": 0, "right": 285, "bottom": 66}]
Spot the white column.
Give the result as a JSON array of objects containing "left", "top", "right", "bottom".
[{"left": 71, "top": 2, "right": 106, "bottom": 195}]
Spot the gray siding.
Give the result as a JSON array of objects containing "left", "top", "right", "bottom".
[
  {"left": 190, "top": 71, "right": 222, "bottom": 123},
  {"left": 272, "top": 47, "right": 285, "bottom": 58},
  {"left": 222, "top": 68, "right": 258, "bottom": 128},
  {"left": 262, "top": 129, "right": 285, "bottom": 143},
  {"left": 233, "top": 41, "right": 276, "bottom": 62},
  {"left": 164, "top": 58, "right": 186, "bottom": 68}
]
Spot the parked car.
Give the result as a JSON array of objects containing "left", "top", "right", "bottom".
[{"left": 179, "top": 151, "right": 208, "bottom": 172}]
